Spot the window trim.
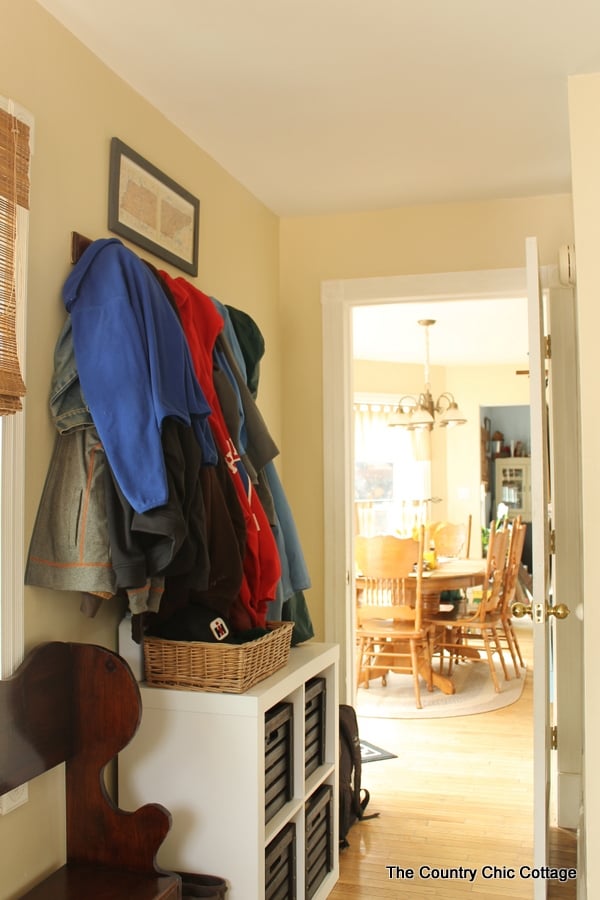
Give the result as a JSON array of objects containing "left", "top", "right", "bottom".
[
  {"left": 0, "top": 394, "right": 25, "bottom": 678},
  {"left": 0, "top": 99, "right": 32, "bottom": 678}
]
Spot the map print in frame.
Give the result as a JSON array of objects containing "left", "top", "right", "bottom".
[{"left": 108, "top": 137, "right": 199, "bottom": 276}]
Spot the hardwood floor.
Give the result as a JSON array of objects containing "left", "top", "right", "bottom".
[{"left": 330, "top": 623, "right": 578, "bottom": 899}]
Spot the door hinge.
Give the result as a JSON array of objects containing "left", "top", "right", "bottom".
[
  {"left": 549, "top": 529, "right": 556, "bottom": 554},
  {"left": 551, "top": 725, "right": 558, "bottom": 750},
  {"left": 545, "top": 335, "right": 552, "bottom": 360}
]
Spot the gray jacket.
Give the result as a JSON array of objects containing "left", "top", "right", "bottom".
[
  {"left": 25, "top": 427, "right": 117, "bottom": 596},
  {"left": 49, "top": 316, "right": 93, "bottom": 433}
]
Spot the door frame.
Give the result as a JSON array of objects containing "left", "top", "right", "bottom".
[{"left": 322, "top": 264, "right": 553, "bottom": 699}]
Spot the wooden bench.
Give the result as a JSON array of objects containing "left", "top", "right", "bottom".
[{"left": 0, "top": 641, "right": 182, "bottom": 899}]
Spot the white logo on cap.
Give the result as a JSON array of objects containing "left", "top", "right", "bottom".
[{"left": 210, "top": 617, "right": 230, "bottom": 641}]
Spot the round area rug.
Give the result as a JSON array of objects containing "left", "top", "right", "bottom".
[{"left": 356, "top": 656, "right": 526, "bottom": 719}]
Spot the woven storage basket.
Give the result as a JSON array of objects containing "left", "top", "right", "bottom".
[{"left": 143, "top": 621, "right": 294, "bottom": 693}]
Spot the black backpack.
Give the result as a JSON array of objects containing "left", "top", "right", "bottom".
[{"left": 338, "top": 704, "right": 378, "bottom": 848}]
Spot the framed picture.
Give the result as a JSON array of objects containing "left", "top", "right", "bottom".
[{"left": 108, "top": 137, "right": 199, "bottom": 276}]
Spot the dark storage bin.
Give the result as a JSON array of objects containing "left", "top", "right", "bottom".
[
  {"left": 176, "top": 871, "right": 228, "bottom": 899},
  {"left": 305, "top": 784, "right": 333, "bottom": 899},
  {"left": 265, "top": 822, "right": 296, "bottom": 900},
  {"left": 304, "top": 677, "right": 326, "bottom": 778},
  {"left": 265, "top": 702, "right": 293, "bottom": 823}
]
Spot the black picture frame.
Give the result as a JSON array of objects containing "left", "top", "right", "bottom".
[{"left": 108, "top": 137, "right": 199, "bottom": 276}]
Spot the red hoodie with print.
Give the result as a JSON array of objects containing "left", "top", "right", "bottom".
[{"left": 159, "top": 271, "right": 280, "bottom": 630}]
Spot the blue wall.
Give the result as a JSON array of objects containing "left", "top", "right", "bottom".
[{"left": 482, "top": 403, "right": 530, "bottom": 455}]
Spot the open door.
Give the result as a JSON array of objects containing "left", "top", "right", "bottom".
[
  {"left": 526, "top": 236, "right": 552, "bottom": 899},
  {"left": 526, "top": 237, "right": 582, "bottom": 898}
]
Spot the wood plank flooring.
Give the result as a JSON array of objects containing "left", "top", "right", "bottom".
[{"left": 330, "top": 623, "right": 578, "bottom": 899}]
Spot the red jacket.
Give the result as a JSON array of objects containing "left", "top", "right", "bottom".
[{"left": 159, "top": 272, "right": 281, "bottom": 629}]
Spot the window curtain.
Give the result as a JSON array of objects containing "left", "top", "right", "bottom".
[
  {"left": 0, "top": 106, "right": 30, "bottom": 415},
  {"left": 354, "top": 402, "right": 402, "bottom": 464},
  {"left": 354, "top": 401, "right": 431, "bottom": 470}
]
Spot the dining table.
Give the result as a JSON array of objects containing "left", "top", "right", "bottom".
[
  {"left": 407, "top": 557, "right": 488, "bottom": 694},
  {"left": 418, "top": 557, "right": 488, "bottom": 616}
]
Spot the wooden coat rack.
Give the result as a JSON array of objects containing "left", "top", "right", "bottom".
[{"left": 71, "top": 231, "right": 93, "bottom": 264}]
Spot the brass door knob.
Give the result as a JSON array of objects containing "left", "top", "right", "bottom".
[
  {"left": 511, "top": 601, "right": 530, "bottom": 619},
  {"left": 511, "top": 601, "right": 570, "bottom": 620}
]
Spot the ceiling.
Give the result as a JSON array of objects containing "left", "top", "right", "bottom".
[
  {"left": 35, "top": 0, "right": 585, "bottom": 365},
  {"left": 36, "top": 0, "right": 600, "bottom": 219},
  {"left": 352, "top": 297, "right": 529, "bottom": 366}
]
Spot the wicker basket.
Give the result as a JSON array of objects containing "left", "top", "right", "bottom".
[{"left": 143, "top": 621, "right": 294, "bottom": 694}]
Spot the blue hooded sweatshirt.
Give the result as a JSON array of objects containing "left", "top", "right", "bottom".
[{"left": 63, "top": 239, "right": 216, "bottom": 514}]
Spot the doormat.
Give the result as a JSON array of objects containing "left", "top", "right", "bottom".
[{"left": 359, "top": 740, "right": 397, "bottom": 763}]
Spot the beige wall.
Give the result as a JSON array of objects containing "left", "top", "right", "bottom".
[
  {"left": 280, "top": 195, "right": 574, "bottom": 638},
  {"left": 569, "top": 71, "right": 600, "bottom": 898},
  {"left": 1, "top": 1, "right": 280, "bottom": 895}
]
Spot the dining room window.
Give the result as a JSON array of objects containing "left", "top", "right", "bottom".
[{"left": 353, "top": 398, "right": 431, "bottom": 536}]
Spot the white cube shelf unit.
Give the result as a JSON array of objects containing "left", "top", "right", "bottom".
[{"left": 118, "top": 642, "right": 339, "bottom": 900}]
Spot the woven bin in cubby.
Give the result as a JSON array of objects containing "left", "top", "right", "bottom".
[{"left": 143, "top": 621, "right": 294, "bottom": 694}]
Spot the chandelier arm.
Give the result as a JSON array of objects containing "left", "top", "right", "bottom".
[
  {"left": 397, "top": 394, "right": 418, "bottom": 410},
  {"left": 434, "top": 392, "right": 457, "bottom": 413}
]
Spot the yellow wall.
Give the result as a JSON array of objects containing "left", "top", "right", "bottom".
[
  {"left": 568, "top": 70, "right": 600, "bottom": 897},
  {"left": 1, "top": 1, "right": 280, "bottom": 895},
  {"left": 280, "top": 196, "right": 574, "bottom": 637}
]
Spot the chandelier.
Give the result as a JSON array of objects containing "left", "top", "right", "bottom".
[{"left": 388, "top": 319, "right": 467, "bottom": 430}]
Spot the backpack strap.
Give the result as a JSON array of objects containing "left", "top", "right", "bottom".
[
  {"left": 359, "top": 788, "right": 379, "bottom": 821},
  {"left": 339, "top": 705, "right": 380, "bottom": 822}
]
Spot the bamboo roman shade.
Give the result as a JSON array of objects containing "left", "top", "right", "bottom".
[{"left": 0, "top": 108, "right": 30, "bottom": 415}]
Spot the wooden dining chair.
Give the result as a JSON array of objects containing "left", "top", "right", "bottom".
[
  {"left": 497, "top": 517, "right": 527, "bottom": 675},
  {"left": 354, "top": 528, "right": 434, "bottom": 709},
  {"left": 428, "top": 515, "right": 473, "bottom": 618},
  {"left": 429, "top": 515, "right": 472, "bottom": 558},
  {"left": 428, "top": 521, "right": 510, "bottom": 692},
  {"left": 355, "top": 532, "right": 418, "bottom": 606}
]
